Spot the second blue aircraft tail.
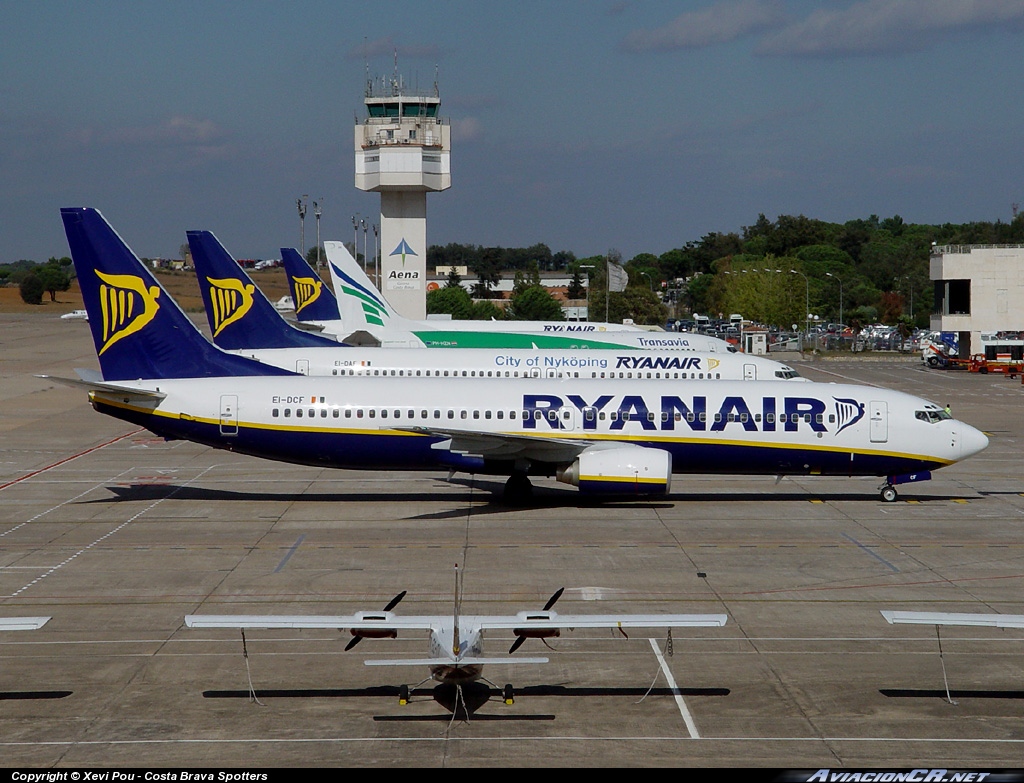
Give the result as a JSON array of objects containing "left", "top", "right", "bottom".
[{"left": 187, "top": 231, "right": 338, "bottom": 350}]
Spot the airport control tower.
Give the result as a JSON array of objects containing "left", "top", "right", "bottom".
[{"left": 355, "top": 72, "right": 450, "bottom": 319}]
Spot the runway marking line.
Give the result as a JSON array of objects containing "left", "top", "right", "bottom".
[{"left": 0, "top": 429, "right": 142, "bottom": 492}]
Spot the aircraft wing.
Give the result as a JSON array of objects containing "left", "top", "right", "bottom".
[
  {"left": 473, "top": 613, "right": 729, "bottom": 631},
  {"left": 364, "top": 656, "right": 550, "bottom": 667},
  {"left": 395, "top": 425, "right": 591, "bottom": 463},
  {"left": 0, "top": 617, "right": 51, "bottom": 631},
  {"left": 184, "top": 614, "right": 439, "bottom": 632},
  {"left": 881, "top": 611, "right": 1024, "bottom": 629}
]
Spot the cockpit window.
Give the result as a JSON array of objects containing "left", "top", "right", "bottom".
[
  {"left": 774, "top": 369, "right": 800, "bottom": 379},
  {"left": 916, "top": 409, "right": 952, "bottom": 424}
]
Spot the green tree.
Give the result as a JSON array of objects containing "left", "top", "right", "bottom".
[
  {"left": 506, "top": 285, "right": 564, "bottom": 321},
  {"left": 19, "top": 273, "right": 44, "bottom": 305},
  {"left": 37, "top": 262, "right": 70, "bottom": 302},
  {"left": 606, "top": 288, "right": 667, "bottom": 326},
  {"left": 427, "top": 286, "right": 474, "bottom": 319},
  {"left": 565, "top": 269, "right": 586, "bottom": 300}
]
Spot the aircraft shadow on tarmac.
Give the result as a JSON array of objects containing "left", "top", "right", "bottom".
[
  {"left": 89, "top": 482, "right": 974, "bottom": 518},
  {"left": 201, "top": 682, "right": 729, "bottom": 721},
  {"left": 0, "top": 691, "right": 72, "bottom": 701},
  {"left": 881, "top": 689, "right": 1024, "bottom": 700}
]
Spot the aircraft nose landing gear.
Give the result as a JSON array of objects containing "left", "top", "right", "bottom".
[
  {"left": 880, "top": 484, "right": 898, "bottom": 503},
  {"left": 503, "top": 683, "right": 514, "bottom": 705}
]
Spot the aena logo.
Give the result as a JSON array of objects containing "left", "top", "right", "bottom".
[
  {"left": 96, "top": 271, "right": 161, "bottom": 355},
  {"left": 390, "top": 238, "right": 417, "bottom": 267}
]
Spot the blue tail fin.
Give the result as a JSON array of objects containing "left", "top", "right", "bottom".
[
  {"left": 60, "top": 208, "right": 293, "bottom": 380},
  {"left": 280, "top": 248, "right": 341, "bottom": 322},
  {"left": 187, "top": 231, "right": 337, "bottom": 350}
]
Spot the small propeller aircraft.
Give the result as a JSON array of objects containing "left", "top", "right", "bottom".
[{"left": 185, "top": 567, "right": 727, "bottom": 707}]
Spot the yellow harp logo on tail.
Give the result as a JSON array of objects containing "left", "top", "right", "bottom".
[
  {"left": 206, "top": 277, "right": 255, "bottom": 337},
  {"left": 96, "top": 271, "right": 161, "bottom": 355},
  {"left": 291, "top": 276, "right": 322, "bottom": 314}
]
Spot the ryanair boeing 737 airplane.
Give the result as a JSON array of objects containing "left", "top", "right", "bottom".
[
  {"left": 188, "top": 229, "right": 803, "bottom": 382},
  {"left": 56, "top": 208, "right": 988, "bottom": 502}
]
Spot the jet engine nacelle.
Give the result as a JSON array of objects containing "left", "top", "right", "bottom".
[{"left": 556, "top": 447, "right": 672, "bottom": 495}]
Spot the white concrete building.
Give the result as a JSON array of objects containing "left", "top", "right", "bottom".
[{"left": 931, "top": 244, "right": 1024, "bottom": 356}]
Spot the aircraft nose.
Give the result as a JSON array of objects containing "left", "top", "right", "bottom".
[{"left": 959, "top": 423, "right": 989, "bottom": 460}]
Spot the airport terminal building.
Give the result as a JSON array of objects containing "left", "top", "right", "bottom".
[{"left": 931, "top": 243, "right": 1024, "bottom": 355}]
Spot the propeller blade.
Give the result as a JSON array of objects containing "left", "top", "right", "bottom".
[
  {"left": 344, "top": 635, "right": 363, "bottom": 652},
  {"left": 508, "top": 635, "right": 526, "bottom": 655},
  {"left": 383, "top": 591, "right": 407, "bottom": 612},
  {"left": 543, "top": 588, "right": 565, "bottom": 612}
]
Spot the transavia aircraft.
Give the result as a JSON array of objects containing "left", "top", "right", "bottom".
[
  {"left": 302, "top": 240, "right": 737, "bottom": 352},
  {"left": 57, "top": 208, "right": 988, "bottom": 502},
  {"left": 185, "top": 566, "right": 727, "bottom": 708},
  {"left": 188, "top": 229, "right": 802, "bottom": 381}
]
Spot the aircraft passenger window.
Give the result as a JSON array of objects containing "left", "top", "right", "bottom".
[
  {"left": 661, "top": 412, "right": 669, "bottom": 422},
  {"left": 584, "top": 408, "right": 595, "bottom": 421},
  {"left": 767, "top": 413, "right": 775, "bottom": 423},
  {"left": 357, "top": 410, "right": 363, "bottom": 418},
  {"left": 332, "top": 370, "right": 337, "bottom": 376},
  {"left": 804, "top": 414, "right": 811, "bottom": 423},
  {"left": 829, "top": 414, "right": 835, "bottom": 423},
  {"left": 462, "top": 371, "right": 468, "bottom": 377},
  {"left": 333, "top": 409, "right": 339, "bottom": 418},
  {"left": 686, "top": 413, "right": 695, "bottom": 422},
  {"left": 716, "top": 373, "right": 721, "bottom": 378},
  {"left": 272, "top": 409, "right": 279, "bottom": 417},
  {"left": 433, "top": 410, "right": 440, "bottom": 418},
  {"left": 373, "top": 370, "right": 379, "bottom": 376},
  {"left": 510, "top": 410, "right": 517, "bottom": 419},
  {"left": 485, "top": 411, "right": 492, "bottom": 419},
  {"left": 416, "top": 370, "right": 421, "bottom": 376},
  {"left": 647, "top": 412, "right": 656, "bottom": 422},
  {"left": 461, "top": 411, "right": 468, "bottom": 419},
  {"left": 391, "top": 370, "right": 396, "bottom": 376},
  {"left": 534, "top": 411, "right": 542, "bottom": 420},
  {"left": 296, "top": 409, "right": 303, "bottom": 418},
  {"left": 407, "top": 410, "right": 413, "bottom": 418},
  {"left": 699, "top": 373, "right": 705, "bottom": 379},
  {"left": 514, "top": 372, "right": 520, "bottom": 377},
  {"left": 369, "top": 410, "right": 376, "bottom": 418},
  {"left": 815, "top": 414, "right": 823, "bottom": 424},
  {"left": 699, "top": 412, "right": 707, "bottom": 423},
  {"left": 308, "top": 409, "right": 315, "bottom": 417},
  {"left": 755, "top": 414, "right": 761, "bottom": 422},
  {"left": 599, "top": 412, "right": 606, "bottom": 420},
  {"left": 284, "top": 409, "right": 291, "bottom": 417},
  {"left": 320, "top": 409, "right": 326, "bottom": 418},
  {"left": 345, "top": 409, "right": 352, "bottom": 418},
  {"left": 443, "top": 371, "right": 449, "bottom": 377},
  {"left": 609, "top": 411, "right": 618, "bottom": 421},
  {"left": 447, "top": 410, "right": 454, "bottom": 419},
  {"left": 381, "top": 410, "right": 388, "bottom": 419},
  {"left": 727, "top": 413, "right": 735, "bottom": 422},
  {"left": 740, "top": 414, "right": 749, "bottom": 422}
]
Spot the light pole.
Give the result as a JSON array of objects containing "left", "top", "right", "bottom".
[
  {"left": 641, "top": 271, "right": 654, "bottom": 293},
  {"left": 313, "top": 199, "right": 323, "bottom": 270},
  {"left": 580, "top": 264, "right": 595, "bottom": 322},
  {"left": 361, "top": 218, "right": 368, "bottom": 286},
  {"left": 372, "top": 224, "right": 379, "bottom": 289},
  {"left": 296, "top": 195, "right": 308, "bottom": 256},
  {"left": 826, "top": 272, "right": 843, "bottom": 329},
  {"left": 789, "top": 269, "right": 809, "bottom": 351},
  {"left": 351, "top": 215, "right": 361, "bottom": 268}
]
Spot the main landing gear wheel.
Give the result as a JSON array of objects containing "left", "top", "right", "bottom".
[
  {"left": 503, "top": 683, "right": 514, "bottom": 705},
  {"left": 880, "top": 485, "right": 898, "bottom": 503},
  {"left": 503, "top": 473, "right": 533, "bottom": 504},
  {"left": 398, "top": 684, "right": 409, "bottom": 705}
]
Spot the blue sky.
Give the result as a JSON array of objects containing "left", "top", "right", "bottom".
[{"left": 3, "top": 1, "right": 1024, "bottom": 263}]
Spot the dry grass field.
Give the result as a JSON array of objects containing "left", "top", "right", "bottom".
[{"left": 0, "top": 267, "right": 301, "bottom": 316}]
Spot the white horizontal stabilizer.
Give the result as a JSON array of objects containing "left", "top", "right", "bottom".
[
  {"left": 881, "top": 611, "right": 1024, "bottom": 628},
  {"left": 364, "top": 657, "right": 549, "bottom": 667},
  {"left": 0, "top": 617, "right": 50, "bottom": 631}
]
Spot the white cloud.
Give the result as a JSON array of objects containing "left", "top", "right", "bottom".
[
  {"left": 622, "top": 0, "right": 786, "bottom": 52},
  {"left": 757, "top": 0, "right": 1024, "bottom": 57}
]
